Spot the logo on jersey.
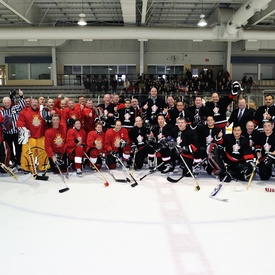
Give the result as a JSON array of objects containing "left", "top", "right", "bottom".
[
  {"left": 54, "top": 134, "right": 63, "bottom": 147},
  {"left": 95, "top": 138, "right": 103, "bottom": 150},
  {"left": 114, "top": 137, "right": 121, "bottom": 148},
  {"left": 32, "top": 115, "right": 41, "bottom": 127}
]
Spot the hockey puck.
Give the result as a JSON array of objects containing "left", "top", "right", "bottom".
[
  {"left": 265, "top": 187, "right": 275, "bottom": 192},
  {"left": 104, "top": 182, "right": 109, "bottom": 187},
  {"left": 196, "top": 186, "right": 200, "bottom": 191}
]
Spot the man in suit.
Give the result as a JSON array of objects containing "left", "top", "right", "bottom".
[{"left": 227, "top": 97, "right": 254, "bottom": 132}]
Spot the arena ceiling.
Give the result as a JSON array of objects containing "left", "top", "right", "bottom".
[
  {"left": 0, "top": 0, "right": 273, "bottom": 28},
  {"left": 0, "top": 0, "right": 275, "bottom": 42}
]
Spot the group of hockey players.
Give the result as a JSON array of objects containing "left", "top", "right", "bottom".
[{"left": 1, "top": 80, "right": 275, "bottom": 184}]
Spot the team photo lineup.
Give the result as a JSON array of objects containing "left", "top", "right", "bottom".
[{"left": 0, "top": 80, "right": 275, "bottom": 190}]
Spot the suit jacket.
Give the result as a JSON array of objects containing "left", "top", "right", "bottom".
[{"left": 228, "top": 107, "right": 254, "bottom": 130}]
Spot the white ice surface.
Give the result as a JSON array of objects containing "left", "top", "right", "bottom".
[{"left": 1, "top": 168, "right": 275, "bottom": 275}]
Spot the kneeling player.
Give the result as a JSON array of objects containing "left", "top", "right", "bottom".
[
  {"left": 104, "top": 120, "right": 131, "bottom": 169},
  {"left": 66, "top": 119, "right": 86, "bottom": 176},
  {"left": 221, "top": 125, "right": 254, "bottom": 181},
  {"left": 86, "top": 122, "right": 105, "bottom": 170}
]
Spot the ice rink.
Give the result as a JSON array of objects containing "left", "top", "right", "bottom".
[{"left": 1, "top": 167, "right": 275, "bottom": 275}]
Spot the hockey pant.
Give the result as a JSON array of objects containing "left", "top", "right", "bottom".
[
  {"left": 206, "top": 143, "right": 225, "bottom": 176},
  {"left": 0, "top": 141, "right": 10, "bottom": 173},
  {"left": 228, "top": 162, "right": 253, "bottom": 181},
  {"left": 67, "top": 146, "right": 84, "bottom": 170},
  {"left": 3, "top": 133, "right": 22, "bottom": 165},
  {"left": 21, "top": 137, "right": 48, "bottom": 172},
  {"left": 106, "top": 146, "right": 131, "bottom": 169},
  {"left": 153, "top": 148, "right": 172, "bottom": 171},
  {"left": 134, "top": 146, "right": 149, "bottom": 169},
  {"left": 49, "top": 153, "right": 68, "bottom": 174},
  {"left": 87, "top": 148, "right": 104, "bottom": 169}
]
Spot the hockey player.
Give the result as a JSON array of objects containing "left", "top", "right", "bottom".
[
  {"left": 66, "top": 119, "right": 87, "bottom": 176},
  {"left": 141, "top": 87, "right": 167, "bottom": 126},
  {"left": 45, "top": 114, "right": 67, "bottom": 173},
  {"left": 242, "top": 120, "right": 260, "bottom": 157},
  {"left": 148, "top": 113, "right": 175, "bottom": 173},
  {"left": 255, "top": 121, "right": 275, "bottom": 180},
  {"left": 195, "top": 116, "right": 224, "bottom": 176},
  {"left": 104, "top": 120, "right": 131, "bottom": 169},
  {"left": 81, "top": 99, "right": 98, "bottom": 133},
  {"left": 86, "top": 122, "right": 105, "bottom": 170},
  {"left": 17, "top": 98, "right": 48, "bottom": 172},
  {"left": 221, "top": 124, "right": 254, "bottom": 181},
  {"left": 253, "top": 94, "right": 275, "bottom": 132},
  {"left": 41, "top": 98, "right": 61, "bottom": 129},
  {"left": 205, "top": 81, "right": 241, "bottom": 131},
  {"left": 170, "top": 117, "right": 199, "bottom": 176},
  {"left": 188, "top": 96, "right": 212, "bottom": 129},
  {"left": 62, "top": 99, "right": 82, "bottom": 128},
  {"left": 129, "top": 116, "right": 149, "bottom": 169},
  {"left": 97, "top": 94, "right": 117, "bottom": 130},
  {"left": 117, "top": 98, "right": 135, "bottom": 130}
]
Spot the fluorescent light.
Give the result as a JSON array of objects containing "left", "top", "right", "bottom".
[
  {"left": 27, "top": 39, "right": 38, "bottom": 42},
  {"left": 78, "top": 13, "right": 87, "bottom": 26},
  {"left": 198, "top": 14, "right": 207, "bottom": 27},
  {"left": 83, "top": 39, "right": 93, "bottom": 41}
]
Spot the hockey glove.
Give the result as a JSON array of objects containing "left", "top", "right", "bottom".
[{"left": 120, "top": 139, "right": 127, "bottom": 148}]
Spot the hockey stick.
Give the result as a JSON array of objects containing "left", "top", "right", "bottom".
[
  {"left": 174, "top": 147, "right": 200, "bottom": 191},
  {"left": 167, "top": 161, "right": 203, "bottom": 183},
  {"left": 111, "top": 152, "right": 138, "bottom": 187},
  {"left": 209, "top": 173, "right": 229, "bottom": 202},
  {"left": 28, "top": 143, "right": 48, "bottom": 181},
  {"left": 130, "top": 149, "right": 137, "bottom": 175},
  {"left": 0, "top": 162, "right": 32, "bottom": 183},
  {"left": 84, "top": 152, "right": 109, "bottom": 187},
  {"left": 55, "top": 164, "right": 69, "bottom": 193},
  {"left": 246, "top": 157, "right": 260, "bottom": 190},
  {"left": 103, "top": 156, "right": 130, "bottom": 183},
  {"left": 140, "top": 161, "right": 164, "bottom": 180},
  {"left": 0, "top": 162, "right": 18, "bottom": 181}
]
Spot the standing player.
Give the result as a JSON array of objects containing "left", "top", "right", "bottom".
[
  {"left": 17, "top": 98, "right": 48, "bottom": 172},
  {"left": 45, "top": 114, "right": 67, "bottom": 173}
]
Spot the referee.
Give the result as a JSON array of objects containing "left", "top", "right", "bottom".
[{"left": 0, "top": 89, "right": 25, "bottom": 170}]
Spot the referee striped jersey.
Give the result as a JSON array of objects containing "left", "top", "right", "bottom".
[{"left": 0, "top": 96, "right": 25, "bottom": 134}]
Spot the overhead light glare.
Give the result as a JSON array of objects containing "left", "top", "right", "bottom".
[
  {"left": 198, "top": 14, "right": 207, "bottom": 27},
  {"left": 78, "top": 13, "right": 87, "bottom": 26}
]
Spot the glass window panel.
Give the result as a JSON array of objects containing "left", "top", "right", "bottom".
[
  {"left": 8, "top": 64, "right": 28, "bottom": 80},
  {"left": 92, "top": 66, "right": 109, "bottom": 74},
  {"left": 166, "top": 65, "right": 174, "bottom": 74},
  {"left": 175, "top": 66, "right": 184, "bottom": 75},
  {"left": 108, "top": 66, "right": 117, "bottom": 74},
  {"left": 147, "top": 66, "right": 156, "bottom": 74},
  {"left": 157, "top": 65, "right": 165, "bottom": 74},
  {"left": 64, "top": 66, "right": 72, "bottom": 74},
  {"left": 72, "top": 65, "right": 81, "bottom": 74},
  {"left": 127, "top": 66, "right": 136, "bottom": 75},
  {"left": 118, "top": 65, "right": 126, "bottom": 74},
  {"left": 83, "top": 66, "right": 91, "bottom": 75},
  {"left": 30, "top": 63, "right": 51, "bottom": 80}
]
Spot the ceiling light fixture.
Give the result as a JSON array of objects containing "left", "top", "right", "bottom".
[
  {"left": 197, "top": 0, "right": 207, "bottom": 27},
  {"left": 78, "top": 0, "right": 87, "bottom": 26}
]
